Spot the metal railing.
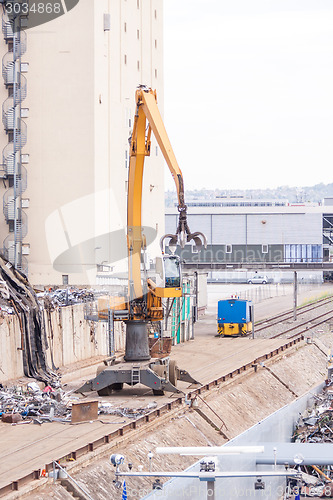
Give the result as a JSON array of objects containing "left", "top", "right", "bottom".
[
  {"left": 1, "top": 53, "right": 15, "bottom": 85},
  {"left": 52, "top": 461, "right": 94, "bottom": 500},
  {"left": 1, "top": 11, "right": 28, "bottom": 272},
  {"left": 2, "top": 17, "right": 14, "bottom": 39},
  {"left": 2, "top": 97, "right": 15, "bottom": 129}
]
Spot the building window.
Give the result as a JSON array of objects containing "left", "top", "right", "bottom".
[
  {"left": 284, "top": 244, "right": 322, "bottom": 263},
  {"left": 62, "top": 275, "right": 69, "bottom": 285},
  {"left": 155, "top": 146, "right": 158, "bottom": 156},
  {"left": 137, "top": 60, "right": 140, "bottom": 70},
  {"left": 124, "top": 54, "right": 127, "bottom": 64},
  {"left": 262, "top": 244, "right": 268, "bottom": 254},
  {"left": 226, "top": 244, "right": 232, "bottom": 254},
  {"left": 137, "top": 0, "right": 140, "bottom": 8},
  {"left": 137, "top": 29, "right": 140, "bottom": 39},
  {"left": 103, "top": 13, "right": 111, "bottom": 31},
  {"left": 154, "top": 9, "right": 157, "bottom": 19},
  {"left": 21, "top": 62, "right": 29, "bottom": 72},
  {"left": 22, "top": 244, "right": 30, "bottom": 255},
  {"left": 154, "top": 69, "right": 157, "bottom": 78},
  {"left": 155, "top": 39, "right": 157, "bottom": 49},
  {"left": 124, "top": 22, "right": 127, "bottom": 32}
]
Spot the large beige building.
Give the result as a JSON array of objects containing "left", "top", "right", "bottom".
[{"left": 0, "top": 0, "right": 165, "bottom": 286}]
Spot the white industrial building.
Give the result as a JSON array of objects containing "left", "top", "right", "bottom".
[
  {"left": 166, "top": 198, "right": 333, "bottom": 282},
  {"left": 0, "top": 0, "right": 165, "bottom": 286}
]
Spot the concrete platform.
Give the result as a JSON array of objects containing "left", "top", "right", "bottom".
[
  {"left": 0, "top": 335, "right": 300, "bottom": 494},
  {"left": 0, "top": 284, "right": 331, "bottom": 495}
]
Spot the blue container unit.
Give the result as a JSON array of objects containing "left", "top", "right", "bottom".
[{"left": 217, "top": 299, "right": 253, "bottom": 336}]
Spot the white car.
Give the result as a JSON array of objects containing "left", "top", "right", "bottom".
[{"left": 247, "top": 275, "right": 268, "bottom": 284}]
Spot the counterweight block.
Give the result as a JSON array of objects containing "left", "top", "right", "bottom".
[{"left": 124, "top": 320, "right": 150, "bottom": 361}]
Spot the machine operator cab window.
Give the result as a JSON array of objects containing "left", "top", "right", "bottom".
[
  {"left": 163, "top": 254, "right": 181, "bottom": 288},
  {"left": 155, "top": 254, "right": 181, "bottom": 289}
]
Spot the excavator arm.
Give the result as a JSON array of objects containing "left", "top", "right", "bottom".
[{"left": 128, "top": 85, "right": 206, "bottom": 305}]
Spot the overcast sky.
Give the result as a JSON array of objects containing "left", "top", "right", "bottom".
[{"left": 163, "top": 0, "right": 333, "bottom": 191}]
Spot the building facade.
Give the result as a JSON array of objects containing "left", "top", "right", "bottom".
[
  {"left": 166, "top": 198, "right": 333, "bottom": 281},
  {"left": 0, "top": 0, "right": 165, "bottom": 286}
]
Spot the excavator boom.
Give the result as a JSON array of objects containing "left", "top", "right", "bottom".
[
  {"left": 128, "top": 85, "right": 206, "bottom": 304},
  {"left": 79, "top": 86, "right": 204, "bottom": 396}
]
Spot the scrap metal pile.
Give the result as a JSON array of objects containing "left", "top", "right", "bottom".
[
  {"left": 293, "top": 386, "right": 333, "bottom": 444},
  {"left": 0, "top": 382, "right": 158, "bottom": 425},
  {"left": 0, "top": 382, "right": 76, "bottom": 424},
  {"left": 39, "top": 287, "right": 96, "bottom": 309},
  {"left": 0, "top": 256, "right": 58, "bottom": 386},
  {"left": 99, "top": 401, "right": 157, "bottom": 419},
  {"left": 0, "top": 254, "right": 103, "bottom": 387},
  {"left": 291, "top": 384, "right": 333, "bottom": 497}
]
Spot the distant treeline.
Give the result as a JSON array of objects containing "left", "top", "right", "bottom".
[{"left": 165, "top": 183, "right": 333, "bottom": 207}]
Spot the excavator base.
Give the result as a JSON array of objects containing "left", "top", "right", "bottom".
[{"left": 76, "top": 357, "right": 200, "bottom": 397}]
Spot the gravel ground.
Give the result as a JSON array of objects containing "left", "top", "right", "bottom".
[{"left": 254, "top": 296, "right": 333, "bottom": 339}]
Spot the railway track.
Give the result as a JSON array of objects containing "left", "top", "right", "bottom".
[
  {"left": 269, "top": 310, "right": 333, "bottom": 340},
  {"left": 255, "top": 296, "right": 333, "bottom": 341},
  {"left": 255, "top": 295, "right": 333, "bottom": 333}
]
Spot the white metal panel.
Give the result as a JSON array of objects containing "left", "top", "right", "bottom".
[
  {"left": 165, "top": 214, "right": 178, "bottom": 235},
  {"left": 186, "top": 214, "right": 212, "bottom": 244},
  {"left": 282, "top": 213, "right": 322, "bottom": 244},
  {"left": 247, "top": 214, "right": 283, "bottom": 244},
  {"left": 212, "top": 214, "right": 246, "bottom": 244},
  {"left": 167, "top": 212, "right": 322, "bottom": 245},
  {"left": 247, "top": 213, "right": 322, "bottom": 245}
]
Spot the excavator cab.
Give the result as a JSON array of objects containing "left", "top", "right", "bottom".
[
  {"left": 154, "top": 254, "right": 181, "bottom": 290},
  {"left": 163, "top": 254, "right": 181, "bottom": 288}
]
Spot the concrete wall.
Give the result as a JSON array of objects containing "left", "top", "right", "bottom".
[
  {"left": 0, "top": 304, "right": 125, "bottom": 383},
  {"left": 0, "top": 313, "right": 24, "bottom": 382}
]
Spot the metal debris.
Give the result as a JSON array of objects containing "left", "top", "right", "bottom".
[
  {"left": 290, "top": 384, "right": 333, "bottom": 496},
  {"left": 293, "top": 387, "right": 333, "bottom": 444},
  {"left": 0, "top": 384, "right": 158, "bottom": 425},
  {"left": 39, "top": 287, "right": 96, "bottom": 309},
  {"left": 0, "top": 255, "right": 58, "bottom": 386},
  {"left": 98, "top": 401, "right": 158, "bottom": 419},
  {"left": 0, "top": 384, "right": 77, "bottom": 424}
]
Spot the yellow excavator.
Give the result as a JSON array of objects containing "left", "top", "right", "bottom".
[{"left": 77, "top": 86, "right": 206, "bottom": 396}]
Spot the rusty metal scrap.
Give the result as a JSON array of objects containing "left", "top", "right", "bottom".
[
  {"left": 40, "top": 288, "right": 96, "bottom": 310},
  {"left": 0, "top": 384, "right": 77, "bottom": 424},
  {"left": 291, "top": 384, "right": 333, "bottom": 496},
  {"left": 293, "top": 388, "right": 333, "bottom": 444},
  {"left": 0, "top": 384, "right": 158, "bottom": 425},
  {"left": 0, "top": 255, "right": 58, "bottom": 386},
  {"left": 98, "top": 401, "right": 157, "bottom": 419}
]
